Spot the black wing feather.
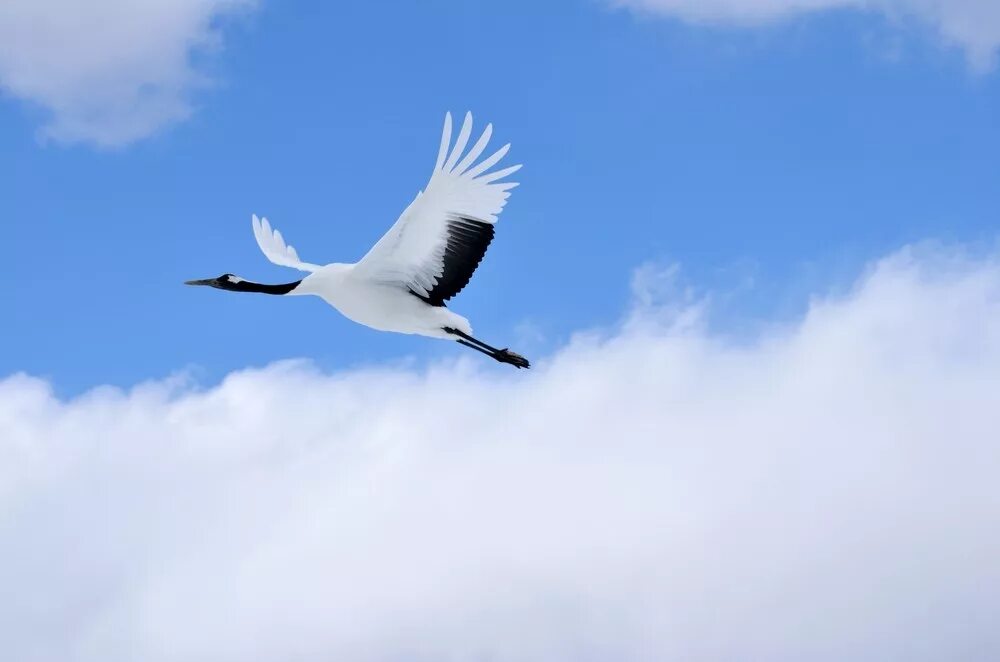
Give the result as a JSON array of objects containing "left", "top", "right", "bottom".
[{"left": 410, "top": 216, "right": 495, "bottom": 307}]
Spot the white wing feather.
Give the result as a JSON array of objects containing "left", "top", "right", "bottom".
[
  {"left": 251, "top": 214, "right": 321, "bottom": 272},
  {"left": 355, "top": 112, "right": 520, "bottom": 297}
]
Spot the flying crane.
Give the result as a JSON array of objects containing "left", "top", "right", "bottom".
[{"left": 186, "top": 112, "right": 529, "bottom": 368}]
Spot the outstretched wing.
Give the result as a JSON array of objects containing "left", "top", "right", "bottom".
[
  {"left": 251, "top": 214, "right": 321, "bottom": 272},
  {"left": 354, "top": 112, "right": 521, "bottom": 306}
]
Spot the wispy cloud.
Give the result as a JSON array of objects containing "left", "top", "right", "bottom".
[
  {"left": 610, "top": 0, "right": 1000, "bottom": 71},
  {"left": 2, "top": 245, "right": 999, "bottom": 660},
  {"left": 0, "top": 0, "right": 255, "bottom": 148}
]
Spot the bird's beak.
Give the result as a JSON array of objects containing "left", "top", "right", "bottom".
[{"left": 184, "top": 278, "right": 215, "bottom": 287}]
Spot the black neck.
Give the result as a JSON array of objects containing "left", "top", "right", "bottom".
[{"left": 224, "top": 279, "right": 302, "bottom": 295}]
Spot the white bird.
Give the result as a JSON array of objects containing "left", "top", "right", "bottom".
[{"left": 186, "top": 112, "right": 530, "bottom": 368}]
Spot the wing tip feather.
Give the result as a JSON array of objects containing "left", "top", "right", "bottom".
[
  {"left": 443, "top": 111, "right": 475, "bottom": 172},
  {"left": 434, "top": 112, "right": 453, "bottom": 172}
]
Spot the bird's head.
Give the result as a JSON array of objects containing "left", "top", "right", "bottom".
[
  {"left": 184, "top": 273, "right": 302, "bottom": 295},
  {"left": 184, "top": 273, "right": 246, "bottom": 290}
]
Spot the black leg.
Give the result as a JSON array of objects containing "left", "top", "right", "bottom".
[
  {"left": 444, "top": 327, "right": 531, "bottom": 369},
  {"left": 444, "top": 327, "right": 500, "bottom": 353},
  {"left": 456, "top": 339, "right": 496, "bottom": 359}
]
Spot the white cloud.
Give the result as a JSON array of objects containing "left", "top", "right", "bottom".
[
  {"left": 611, "top": 0, "right": 1000, "bottom": 70},
  {"left": 2, "top": 245, "right": 1000, "bottom": 661},
  {"left": 0, "top": 0, "right": 254, "bottom": 147}
]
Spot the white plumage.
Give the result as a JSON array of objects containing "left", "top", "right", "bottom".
[
  {"left": 188, "top": 112, "right": 530, "bottom": 368},
  {"left": 251, "top": 215, "right": 321, "bottom": 272},
  {"left": 355, "top": 114, "right": 520, "bottom": 298}
]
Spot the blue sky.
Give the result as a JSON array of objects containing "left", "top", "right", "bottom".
[{"left": 2, "top": 0, "right": 998, "bottom": 394}]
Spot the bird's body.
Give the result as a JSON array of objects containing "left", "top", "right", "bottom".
[
  {"left": 291, "top": 263, "right": 473, "bottom": 340},
  {"left": 187, "top": 112, "right": 529, "bottom": 368}
]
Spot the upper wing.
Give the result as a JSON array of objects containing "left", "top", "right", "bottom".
[
  {"left": 354, "top": 112, "right": 521, "bottom": 306},
  {"left": 251, "top": 214, "right": 322, "bottom": 273}
]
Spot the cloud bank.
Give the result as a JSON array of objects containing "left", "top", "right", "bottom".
[
  {"left": 2, "top": 245, "right": 999, "bottom": 661},
  {"left": 0, "top": 0, "right": 254, "bottom": 147},
  {"left": 611, "top": 0, "right": 1000, "bottom": 70}
]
